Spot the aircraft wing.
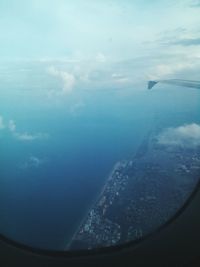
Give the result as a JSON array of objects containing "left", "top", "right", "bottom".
[{"left": 148, "top": 79, "right": 200, "bottom": 90}]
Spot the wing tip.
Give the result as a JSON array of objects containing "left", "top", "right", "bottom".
[{"left": 148, "top": 81, "right": 158, "bottom": 90}]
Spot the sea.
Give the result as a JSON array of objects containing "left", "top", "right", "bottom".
[{"left": 0, "top": 77, "right": 200, "bottom": 250}]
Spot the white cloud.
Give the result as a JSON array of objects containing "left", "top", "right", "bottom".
[
  {"left": 111, "top": 73, "right": 130, "bottom": 84},
  {"left": 0, "top": 116, "right": 5, "bottom": 130},
  {"left": 1, "top": 117, "right": 49, "bottom": 142},
  {"left": 156, "top": 63, "right": 191, "bottom": 77},
  {"left": 14, "top": 132, "right": 49, "bottom": 141},
  {"left": 96, "top": 53, "right": 106, "bottom": 63},
  {"left": 8, "top": 120, "right": 16, "bottom": 132},
  {"left": 9, "top": 119, "right": 48, "bottom": 142},
  {"left": 147, "top": 59, "right": 194, "bottom": 80},
  {"left": 47, "top": 66, "right": 76, "bottom": 95},
  {"left": 70, "top": 101, "right": 85, "bottom": 115},
  {"left": 157, "top": 123, "right": 200, "bottom": 147},
  {"left": 20, "top": 155, "right": 46, "bottom": 170}
]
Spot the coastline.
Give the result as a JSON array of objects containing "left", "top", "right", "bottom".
[
  {"left": 64, "top": 161, "right": 123, "bottom": 250},
  {"left": 64, "top": 128, "right": 154, "bottom": 250}
]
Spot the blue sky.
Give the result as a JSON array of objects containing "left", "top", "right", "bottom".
[
  {"left": 0, "top": 0, "right": 200, "bottom": 95},
  {"left": 0, "top": 0, "right": 200, "bottom": 59},
  {"left": 0, "top": 0, "right": 200, "bottom": 150}
]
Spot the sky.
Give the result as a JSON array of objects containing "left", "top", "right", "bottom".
[
  {"left": 0, "top": 0, "right": 199, "bottom": 58},
  {"left": 0, "top": 0, "right": 200, "bottom": 138},
  {"left": 0, "top": 0, "right": 200, "bottom": 86}
]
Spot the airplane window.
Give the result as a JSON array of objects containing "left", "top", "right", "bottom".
[{"left": 0, "top": 1, "right": 200, "bottom": 252}]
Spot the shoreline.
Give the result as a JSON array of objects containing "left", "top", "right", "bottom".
[
  {"left": 64, "top": 161, "right": 123, "bottom": 250},
  {"left": 64, "top": 128, "right": 154, "bottom": 250}
]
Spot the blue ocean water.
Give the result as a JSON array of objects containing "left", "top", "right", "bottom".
[{"left": 0, "top": 84, "right": 200, "bottom": 250}]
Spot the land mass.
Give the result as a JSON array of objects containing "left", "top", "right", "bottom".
[{"left": 67, "top": 129, "right": 200, "bottom": 250}]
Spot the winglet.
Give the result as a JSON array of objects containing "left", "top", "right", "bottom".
[{"left": 148, "top": 81, "right": 158, "bottom": 90}]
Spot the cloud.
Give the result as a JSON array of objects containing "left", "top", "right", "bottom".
[
  {"left": 14, "top": 132, "right": 49, "bottom": 141},
  {"left": 47, "top": 66, "right": 76, "bottom": 95},
  {"left": 1, "top": 117, "right": 48, "bottom": 142},
  {"left": 157, "top": 123, "right": 200, "bottom": 148},
  {"left": 189, "top": 0, "right": 200, "bottom": 7},
  {"left": 9, "top": 119, "right": 48, "bottom": 141},
  {"left": 0, "top": 116, "right": 5, "bottom": 130},
  {"left": 8, "top": 120, "right": 16, "bottom": 132},
  {"left": 96, "top": 53, "right": 106, "bottom": 63},
  {"left": 20, "top": 155, "right": 46, "bottom": 170},
  {"left": 70, "top": 101, "right": 85, "bottom": 115},
  {"left": 111, "top": 73, "right": 130, "bottom": 84},
  {"left": 2, "top": 0, "right": 200, "bottom": 94},
  {"left": 168, "top": 38, "right": 200, "bottom": 46},
  {"left": 148, "top": 62, "right": 194, "bottom": 80}
]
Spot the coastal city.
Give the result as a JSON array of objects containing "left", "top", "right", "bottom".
[{"left": 68, "top": 129, "right": 200, "bottom": 250}]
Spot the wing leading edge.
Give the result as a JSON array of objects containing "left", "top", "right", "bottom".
[{"left": 148, "top": 79, "right": 200, "bottom": 90}]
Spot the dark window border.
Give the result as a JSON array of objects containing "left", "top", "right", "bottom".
[{"left": 0, "top": 175, "right": 200, "bottom": 259}]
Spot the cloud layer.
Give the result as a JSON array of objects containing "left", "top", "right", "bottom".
[
  {"left": 20, "top": 155, "right": 46, "bottom": 170},
  {"left": 157, "top": 123, "right": 200, "bottom": 148},
  {"left": 14, "top": 132, "right": 49, "bottom": 141},
  {"left": 0, "top": 116, "right": 5, "bottom": 130},
  {"left": 1, "top": 1, "right": 200, "bottom": 98},
  {"left": 0, "top": 115, "right": 48, "bottom": 141},
  {"left": 47, "top": 66, "right": 76, "bottom": 95}
]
